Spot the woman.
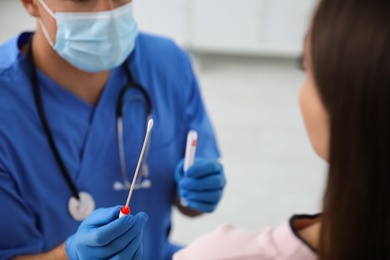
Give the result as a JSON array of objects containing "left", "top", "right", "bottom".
[{"left": 174, "top": 0, "right": 390, "bottom": 259}]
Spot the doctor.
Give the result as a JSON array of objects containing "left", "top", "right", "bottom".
[{"left": 0, "top": 0, "right": 225, "bottom": 259}]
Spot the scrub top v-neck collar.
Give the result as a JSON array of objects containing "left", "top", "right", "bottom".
[
  {"left": 36, "top": 66, "right": 129, "bottom": 176},
  {"left": 75, "top": 66, "right": 128, "bottom": 182}
]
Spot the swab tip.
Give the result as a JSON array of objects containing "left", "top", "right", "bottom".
[{"left": 147, "top": 119, "right": 154, "bottom": 131}]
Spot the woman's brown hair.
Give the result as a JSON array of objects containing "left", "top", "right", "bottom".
[{"left": 310, "top": 0, "right": 390, "bottom": 259}]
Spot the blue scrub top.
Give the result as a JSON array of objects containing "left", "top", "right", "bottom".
[{"left": 0, "top": 32, "right": 220, "bottom": 260}]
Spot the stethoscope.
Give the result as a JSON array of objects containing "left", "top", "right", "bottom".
[{"left": 27, "top": 38, "right": 152, "bottom": 221}]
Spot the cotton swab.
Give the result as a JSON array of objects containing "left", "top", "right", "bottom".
[{"left": 119, "top": 119, "right": 154, "bottom": 218}]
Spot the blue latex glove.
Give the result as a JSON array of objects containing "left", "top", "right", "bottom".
[
  {"left": 175, "top": 158, "right": 226, "bottom": 213},
  {"left": 65, "top": 206, "right": 148, "bottom": 260}
]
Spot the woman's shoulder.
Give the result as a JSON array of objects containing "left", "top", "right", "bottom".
[{"left": 174, "top": 218, "right": 317, "bottom": 260}]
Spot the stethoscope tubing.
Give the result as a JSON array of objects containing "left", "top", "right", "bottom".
[{"left": 27, "top": 36, "right": 152, "bottom": 202}]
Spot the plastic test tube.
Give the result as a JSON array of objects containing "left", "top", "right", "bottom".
[{"left": 181, "top": 130, "right": 198, "bottom": 206}]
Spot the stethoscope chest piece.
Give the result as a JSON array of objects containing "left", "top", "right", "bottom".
[{"left": 68, "top": 192, "right": 95, "bottom": 221}]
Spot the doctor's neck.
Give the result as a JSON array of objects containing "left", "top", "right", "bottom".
[{"left": 25, "top": 31, "right": 110, "bottom": 106}]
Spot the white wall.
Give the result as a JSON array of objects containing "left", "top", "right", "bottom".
[
  {"left": 0, "top": 1, "right": 35, "bottom": 44},
  {"left": 134, "top": 0, "right": 318, "bottom": 57}
]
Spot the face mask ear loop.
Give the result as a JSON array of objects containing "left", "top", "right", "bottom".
[
  {"left": 37, "top": 0, "right": 57, "bottom": 47},
  {"left": 38, "top": 0, "right": 56, "bottom": 18},
  {"left": 37, "top": 19, "right": 55, "bottom": 47}
]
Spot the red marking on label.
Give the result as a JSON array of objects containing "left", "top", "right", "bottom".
[
  {"left": 121, "top": 206, "right": 130, "bottom": 215},
  {"left": 192, "top": 140, "right": 197, "bottom": 147}
]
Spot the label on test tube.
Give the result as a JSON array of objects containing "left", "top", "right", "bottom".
[
  {"left": 181, "top": 130, "right": 198, "bottom": 206},
  {"left": 184, "top": 130, "right": 198, "bottom": 172}
]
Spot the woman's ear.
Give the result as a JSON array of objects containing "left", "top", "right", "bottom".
[{"left": 20, "top": 0, "right": 40, "bottom": 17}]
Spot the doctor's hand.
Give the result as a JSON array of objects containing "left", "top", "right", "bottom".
[
  {"left": 175, "top": 158, "right": 226, "bottom": 213},
  {"left": 65, "top": 206, "right": 148, "bottom": 260}
]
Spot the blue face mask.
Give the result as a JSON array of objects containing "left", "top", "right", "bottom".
[{"left": 38, "top": 0, "right": 138, "bottom": 72}]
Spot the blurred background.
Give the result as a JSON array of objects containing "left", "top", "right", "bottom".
[{"left": 0, "top": 0, "right": 326, "bottom": 246}]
